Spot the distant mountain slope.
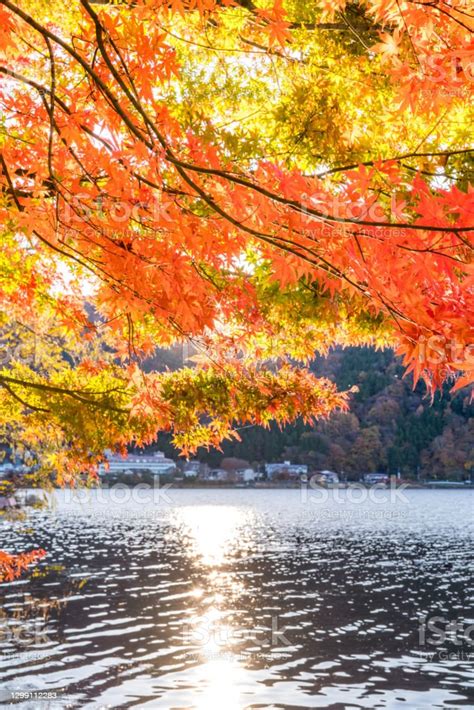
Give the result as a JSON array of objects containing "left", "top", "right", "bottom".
[{"left": 148, "top": 347, "right": 473, "bottom": 480}]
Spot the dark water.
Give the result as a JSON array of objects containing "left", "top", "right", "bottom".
[{"left": 0, "top": 488, "right": 473, "bottom": 708}]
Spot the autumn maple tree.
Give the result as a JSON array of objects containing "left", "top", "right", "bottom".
[{"left": 0, "top": 0, "right": 472, "bottom": 576}]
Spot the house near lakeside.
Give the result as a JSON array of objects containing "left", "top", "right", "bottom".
[
  {"left": 238, "top": 468, "right": 257, "bottom": 483},
  {"left": 315, "top": 470, "right": 340, "bottom": 485},
  {"left": 183, "top": 460, "right": 202, "bottom": 478},
  {"left": 205, "top": 468, "right": 228, "bottom": 481},
  {"left": 264, "top": 461, "right": 308, "bottom": 480},
  {"left": 363, "top": 473, "right": 389, "bottom": 485},
  {"left": 198, "top": 466, "right": 257, "bottom": 483},
  {"left": 98, "top": 451, "right": 176, "bottom": 479}
]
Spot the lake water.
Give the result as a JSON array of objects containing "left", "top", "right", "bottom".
[{"left": 0, "top": 488, "right": 473, "bottom": 708}]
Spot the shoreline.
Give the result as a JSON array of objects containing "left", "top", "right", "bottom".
[{"left": 80, "top": 481, "right": 474, "bottom": 490}]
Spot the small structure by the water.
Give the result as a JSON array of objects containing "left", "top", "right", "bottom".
[
  {"left": 183, "top": 460, "right": 203, "bottom": 478},
  {"left": 98, "top": 451, "right": 176, "bottom": 479},
  {"left": 238, "top": 468, "right": 256, "bottom": 483},
  {"left": 205, "top": 468, "right": 228, "bottom": 481},
  {"left": 315, "top": 470, "right": 340, "bottom": 485},
  {"left": 363, "top": 473, "right": 389, "bottom": 485},
  {"left": 265, "top": 461, "right": 308, "bottom": 480}
]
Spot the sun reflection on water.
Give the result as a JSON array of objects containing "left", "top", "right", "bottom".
[
  {"left": 176, "top": 505, "right": 252, "bottom": 708},
  {"left": 176, "top": 505, "right": 244, "bottom": 566},
  {"left": 191, "top": 658, "right": 246, "bottom": 710}
]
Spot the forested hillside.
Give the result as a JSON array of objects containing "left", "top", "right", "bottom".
[{"left": 152, "top": 347, "right": 473, "bottom": 480}]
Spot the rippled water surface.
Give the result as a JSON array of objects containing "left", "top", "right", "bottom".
[{"left": 0, "top": 488, "right": 473, "bottom": 708}]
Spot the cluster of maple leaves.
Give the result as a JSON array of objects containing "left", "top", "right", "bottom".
[
  {"left": 0, "top": 549, "right": 46, "bottom": 583},
  {"left": 0, "top": 0, "right": 472, "bottom": 578}
]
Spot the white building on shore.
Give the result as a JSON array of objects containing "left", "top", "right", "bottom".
[
  {"left": 315, "top": 470, "right": 340, "bottom": 485},
  {"left": 264, "top": 461, "right": 308, "bottom": 480},
  {"left": 238, "top": 468, "right": 256, "bottom": 483},
  {"left": 98, "top": 451, "right": 176, "bottom": 478},
  {"left": 183, "top": 460, "right": 202, "bottom": 478}
]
